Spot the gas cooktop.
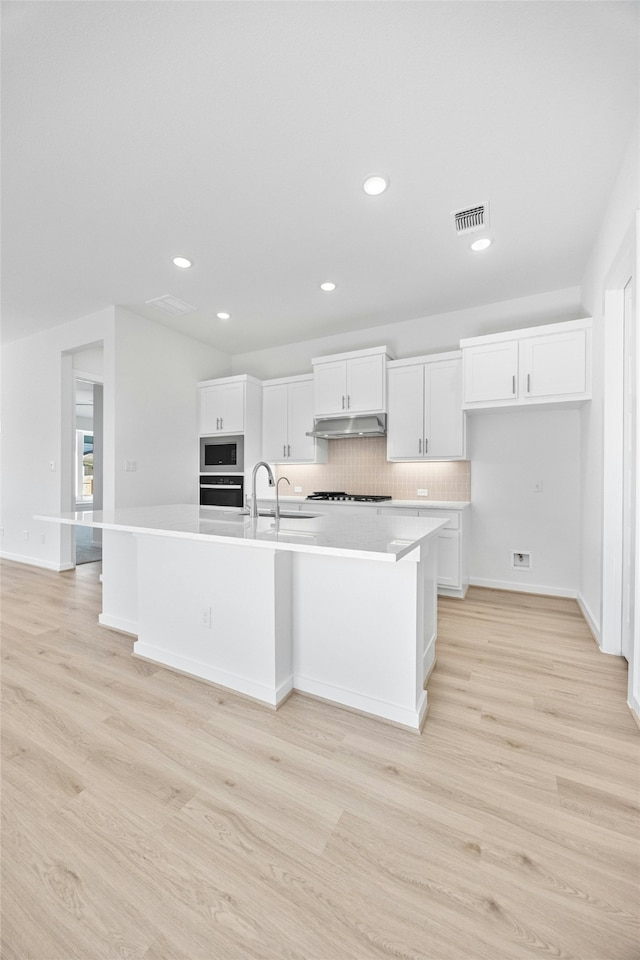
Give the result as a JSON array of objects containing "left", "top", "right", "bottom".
[{"left": 306, "top": 491, "right": 392, "bottom": 502}]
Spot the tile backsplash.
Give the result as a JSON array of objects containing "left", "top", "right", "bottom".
[{"left": 275, "top": 438, "right": 470, "bottom": 501}]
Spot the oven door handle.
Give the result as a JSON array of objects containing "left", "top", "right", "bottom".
[{"left": 200, "top": 483, "right": 243, "bottom": 489}]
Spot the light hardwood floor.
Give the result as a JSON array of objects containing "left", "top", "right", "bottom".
[{"left": 1, "top": 559, "right": 638, "bottom": 960}]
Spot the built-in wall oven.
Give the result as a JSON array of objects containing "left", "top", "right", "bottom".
[
  {"left": 199, "top": 475, "right": 244, "bottom": 508},
  {"left": 200, "top": 435, "right": 244, "bottom": 473}
]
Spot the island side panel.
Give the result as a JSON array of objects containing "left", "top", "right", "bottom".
[
  {"left": 99, "top": 529, "right": 139, "bottom": 635},
  {"left": 133, "top": 535, "right": 293, "bottom": 706},
  {"left": 290, "top": 543, "right": 436, "bottom": 730}
]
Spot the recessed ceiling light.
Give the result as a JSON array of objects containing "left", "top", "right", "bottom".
[
  {"left": 320, "top": 282, "right": 336, "bottom": 292},
  {"left": 216, "top": 312, "right": 231, "bottom": 321},
  {"left": 470, "top": 237, "right": 493, "bottom": 252},
  {"left": 363, "top": 175, "right": 389, "bottom": 196},
  {"left": 172, "top": 256, "right": 192, "bottom": 268}
]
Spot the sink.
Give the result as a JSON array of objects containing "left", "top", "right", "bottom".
[{"left": 215, "top": 510, "right": 320, "bottom": 521}]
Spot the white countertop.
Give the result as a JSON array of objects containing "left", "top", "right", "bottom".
[
  {"left": 37, "top": 503, "right": 447, "bottom": 563},
  {"left": 257, "top": 496, "right": 471, "bottom": 510}
]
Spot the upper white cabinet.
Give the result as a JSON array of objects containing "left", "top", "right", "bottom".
[
  {"left": 461, "top": 318, "right": 592, "bottom": 410},
  {"left": 312, "top": 346, "right": 388, "bottom": 417},
  {"left": 262, "top": 375, "right": 328, "bottom": 463},
  {"left": 199, "top": 378, "right": 244, "bottom": 434},
  {"left": 387, "top": 352, "right": 466, "bottom": 460}
]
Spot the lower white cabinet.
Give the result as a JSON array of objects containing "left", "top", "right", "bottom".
[{"left": 377, "top": 505, "right": 468, "bottom": 598}]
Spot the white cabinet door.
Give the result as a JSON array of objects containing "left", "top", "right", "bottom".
[
  {"left": 520, "top": 329, "right": 587, "bottom": 399},
  {"left": 262, "top": 384, "right": 288, "bottom": 461},
  {"left": 199, "top": 382, "right": 245, "bottom": 434},
  {"left": 425, "top": 359, "right": 465, "bottom": 458},
  {"left": 463, "top": 341, "right": 518, "bottom": 403},
  {"left": 314, "top": 360, "right": 347, "bottom": 416},
  {"left": 287, "top": 378, "right": 317, "bottom": 461},
  {"left": 387, "top": 365, "right": 424, "bottom": 459},
  {"left": 346, "top": 353, "right": 385, "bottom": 413},
  {"left": 433, "top": 530, "right": 460, "bottom": 588}
]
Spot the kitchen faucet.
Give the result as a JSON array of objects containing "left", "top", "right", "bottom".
[
  {"left": 275, "top": 476, "right": 290, "bottom": 522},
  {"left": 249, "top": 461, "right": 275, "bottom": 520}
]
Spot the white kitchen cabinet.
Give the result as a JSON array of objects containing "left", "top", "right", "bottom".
[
  {"left": 461, "top": 318, "right": 591, "bottom": 409},
  {"left": 378, "top": 505, "right": 468, "bottom": 598},
  {"left": 313, "top": 346, "right": 388, "bottom": 417},
  {"left": 199, "top": 379, "right": 245, "bottom": 434},
  {"left": 387, "top": 352, "right": 465, "bottom": 460},
  {"left": 262, "top": 376, "right": 328, "bottom": 463}
]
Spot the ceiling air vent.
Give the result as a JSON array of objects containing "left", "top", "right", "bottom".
[
  {"left": 453, "top": 202, "right": 489, "bottom": 235},
  {"left": 145, "top": 293, "right": 196, "bottom": 316}
]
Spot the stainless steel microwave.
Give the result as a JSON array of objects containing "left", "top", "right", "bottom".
[{"left": 199, "top": 435, "right": 244, "bottom": 473}]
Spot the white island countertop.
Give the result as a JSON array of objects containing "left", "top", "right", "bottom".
[{"left": 38, "top": 503, "right": 447, "bottom": 562}]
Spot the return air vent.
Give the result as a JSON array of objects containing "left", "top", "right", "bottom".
[
  {"left": 453, "top": 203, "right": 489, "bottom": 235},
  {"left": 145, "top": 293, "right": 196, "bottom": 316}
]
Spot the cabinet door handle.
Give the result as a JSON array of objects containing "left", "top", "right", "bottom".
[
  {"left": 512, "top": 375, "right": 516, "bottom": 395},
  {"left": 527, "top": 373, "right": 531, "bottom": 393},
  {"left": 341, "top": 395, "right": 345, "bottom": 409},
  {"left": 418, "top": 439, "right": 422, "bottom": 454},
  {"left": 287, "top": 444, "right": 291, "bottom": 457},
  {"left": 216, "top": 417, "right": 220, "bottom": 430},
  {"left": 220, "top": 418, "right": 223, "bottom": 430},
  {"left": 425, "top": 438, "right": 428, "bottom": 454},
  {"left": 283, "top": 444, "right": 287, "bottom": 458},
  {"left": 347, "top": 395, "right": 351, "bottom": 409}
]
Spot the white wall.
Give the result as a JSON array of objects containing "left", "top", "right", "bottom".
[
  {"left": 580, "top": 122, "right": 640, "bottom": 633},
  {"left": 0, "top": 307, "right": 115, "bottom": 569},
  {"left": 113, "top": 308, "right": 231, "bottom": 508},
  {"left": 0, "top": 306, "right": 232, "bottom": 568},
  {"left": 232, "top": 286, "right": 583, "bottom": 379},
  {"left": 468, "top": 408, "right": 581, "bottom": 595}
]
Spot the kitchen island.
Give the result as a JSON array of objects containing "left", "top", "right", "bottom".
[{"left": 38, "top": 504, "right": 446, "bottom": 731}]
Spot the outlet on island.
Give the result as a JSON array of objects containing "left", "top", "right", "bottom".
[{"left": 417, "top": 488, "right": 429, "bottom": 497}]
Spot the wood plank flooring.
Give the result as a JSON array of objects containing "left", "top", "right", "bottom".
[{"left": 1, "top": 559, "right": 638, "bottom": 960}]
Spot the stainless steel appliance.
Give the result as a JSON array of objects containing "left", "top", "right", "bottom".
[
  {"left": 306, "top": 491, "right": 392, "bottom": 502},
  {"left": 306, "top": 414, "right": 386, "bottom": 439},
  {"left": 200, "top": 475, "right": 244, "bottom": 508},
  {"left": 199, "top": 435, "right": 244, "bottom": 474}
]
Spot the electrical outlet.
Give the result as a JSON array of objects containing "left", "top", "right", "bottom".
[
  {"left": 417, "top": 488, "right": 429, "bottom": 497},
  {"left": 533, "top": 480, "right": 543, "bottom": 493},
  {"left": 294, "top": 486, "right": 302, "bottom": 493},
  {"left": 200, "top": 606, "right": 212, "bottom": 629},
  {"left": 124, "top": 459, "right": 137, "bottom": 472},
  {"left": 23, "top": 530, "right": 29, "bottom": 541},
  {"left": 49, "top": 459, "right": 56, "bottom": 472}
]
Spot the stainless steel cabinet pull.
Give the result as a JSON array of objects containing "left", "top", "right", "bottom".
[
  {"left": 220, "top": 418, "right": 223, "bottom": 430},
  {"left": 512, "top": 375, "right": 516, "bottom": 395},
  {"left": 347, "top": 395, "right": 351, "bottom": 408},
  {"left": 425, "top": 438, "right": 428, "bottom": 453},
  {"left": 418, "top": 439, "right": 422, "bottom": 454},
  {"left": 341, "top": 395, "right": 345, "bottom": 409},
  {"left": 287, "top": 444, "right": 291, "bottom": 457},
  {"left": 216, "top": 417, "right": 220, "bottom": 430},
  {"left": 527, "top": 373, "right": 531, "bottom": 393},
  {"left": 283, "top": 444, "right": 287, "bottom": 458}
]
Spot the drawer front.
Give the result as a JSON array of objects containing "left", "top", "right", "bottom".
[{"left": 417, "top": 509, "right": 459, "bottom": 530}]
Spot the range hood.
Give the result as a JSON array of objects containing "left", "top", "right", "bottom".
[{"left": 306, "top": 414, "right": 386, "bottom": 439}]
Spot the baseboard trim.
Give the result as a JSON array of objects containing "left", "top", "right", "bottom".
[
  {"left": 133, "top": 640, "right": 292, "bottom": 707},
  {"left": 0, "top": 551, "right": 75, "bottom": 573},
  {"left": 468, "top": 577, "right": 577, "bottom": 599},
  {"left": 628, "top": 699, "right": 640, "bottom": 732},
  {"left": 293, "top": 673, "right": 427, "bottom": 731},
  {"left": 98, "top": 614, "right": 138, "bottom": 637},
  {"left": 576, "top": 593, "right": 603, "bottom": 648}
]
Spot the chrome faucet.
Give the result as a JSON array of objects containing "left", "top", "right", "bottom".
[
  {"left": 250, "top": 461, "right": 275, "bottom": 520},
  {"left": 275, "top": 476, "right": 291, "bottom": 522}
]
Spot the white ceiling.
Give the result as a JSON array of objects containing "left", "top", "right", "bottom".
[{"left": 2, "top": 1, "right": 638, "bottom": 354}]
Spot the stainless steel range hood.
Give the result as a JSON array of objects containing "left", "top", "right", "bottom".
[{"left": 306, "top": 414, "right": 386, "bottom": 439}]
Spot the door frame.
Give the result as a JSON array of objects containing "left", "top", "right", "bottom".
[{"left": 601, "top": 212, "right": 640, "bottom": 718}]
